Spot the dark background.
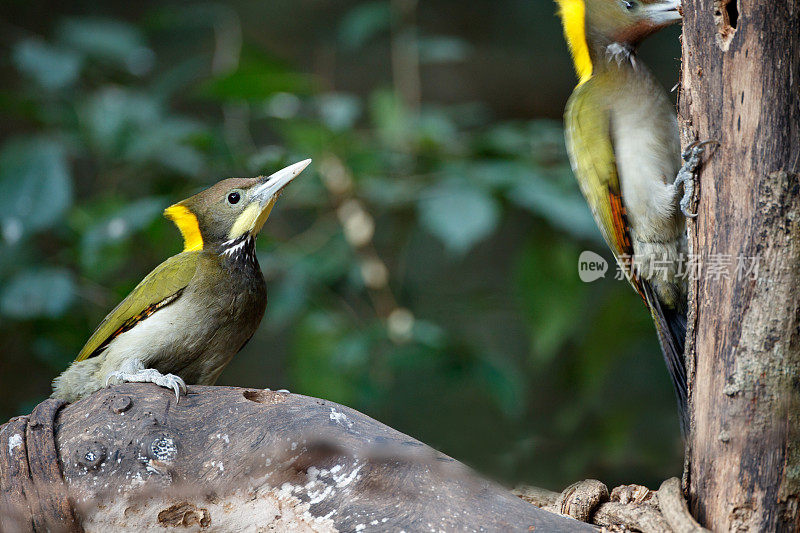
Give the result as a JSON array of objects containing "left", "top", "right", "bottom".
[{"left": 0, "top": 0, "right": 684, "bottom": 491}]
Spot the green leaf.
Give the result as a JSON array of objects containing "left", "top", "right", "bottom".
[
  {"left": 509, "top": 170, "right": 601, "bottom": 242},
  {"left": 0, "top": 137, "right": 72, "bottom": 244},
  {"left": 474, "top": 355, "right": 526, "bottom": 419},
  {"left": 361, "top": 175, "right": 421, "bottom": 207},
  {"left": 0, "top": 267, "right": 76, "bottom": 319},
  {"left": 527, "top": 119, "right": 569, "bottom": 163},
  {"left": 477, "top": 120, "right": 567, "bottom": 161},
  {"left": 338, "top": 1, "right": 391, "bottom": 50},
  {"left": 415, "top": 107, "right": 459, "bottom": 150},
  {"left": 316, "top": 93, "right": 362, "bottom": 132},
  {"left": 369, "top": 90, "right": 411, "bottom": 148},
  {"left": 57, "top": 17, "right": 154, "bottom": 75},
  {"left": 247, "top": 146, "right": 286, "bottom": 174},
  {"left": 0, "top": 240, "right": 34, "bottom": 278},
  {"left": 125, "top": 118, "right": 205, "bottom": 175},
  {"left": 289, "top": 312, "right": 355, "bottom": 404},
  {"left": 80, "top": 197, "right": 166, "bottom": 270},
  {"left": 419, "top": 181, "right": 500, "bottom": 254},
  {"left": 418, "top": 36, "right": 471, "bottom": 64},
  {"left": 464, "top": 160, "right": 530, "bottom": 189},
  {"left": 32, "top": 337, "right": 72, "bottom": 369},
  {"left": 264, "top": 92, "right": 302, "bottom": 119},
  {"left": 515, "top": 240, "right": 586, "bottom": 362},
  {"left": 479, "top": 123, "right": 532, "bottom": 156},
  {"left": 263, "top": 269, "right": 309, "bottom": 329},
  {"left": 198, "top": 48, "right": 313, "bottom": 101},
  {"left": 12, "top": 39, "right": 83, "bottom": 90},
  {"left": 201, "top": 72, "right": 312, "bottom": 102},
  {"left": 81, "top": 88, "right": 160, "bottom": 156},
  {"left": 411, "top": 319, "right": 446, "bottom": 348},
  {"left": 80, "top": 88, "right": 205, "bottom": 173}
]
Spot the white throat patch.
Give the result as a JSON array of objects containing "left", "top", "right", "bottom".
[
  {"left": 606, "top": 43, "right": 636, "bottom": 68},
  {"left": 220, "top": 235, "right": 256, "bottom": 264}
]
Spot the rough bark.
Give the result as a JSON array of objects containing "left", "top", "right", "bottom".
[
  {"left": 679, "top": 0, "right": 800, "bottom": 531},
  {"left": 515, "top": 478, "right": 706, "bottom": 532},
  {"left": 0, "top": 384, "right": 591, "bottom": 532}
]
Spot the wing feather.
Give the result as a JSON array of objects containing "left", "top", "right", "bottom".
[
  {"left": 75, "top": 251, "right": 201, "bottom": 361},
  {"left": 564, "top": 82, "right": 643, "bottom": 297}
]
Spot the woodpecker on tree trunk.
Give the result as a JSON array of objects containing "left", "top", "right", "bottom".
[{"left": 556, "top": 0, "right": 711, "bottom": 433}]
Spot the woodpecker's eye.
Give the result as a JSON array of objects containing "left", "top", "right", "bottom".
[
  {"left": 623, "top": 0, "right": 636, "bottom": 9},
  {"left": 227, "top": 192, "right": 241, "bottom": 204}
]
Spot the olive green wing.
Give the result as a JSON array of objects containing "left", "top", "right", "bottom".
[
  {"left": 564, "top": 81, "right": 641, "bottom": 295},
  {"left": 75, "top": 251, "right": 201, "bottom": 361}
]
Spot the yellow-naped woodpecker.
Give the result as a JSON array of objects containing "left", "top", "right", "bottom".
[
  {"left": 556, "top": 0, "right": 710, "bottom": 431},
  {"left": 52, "top": 160, "right": 311, "bottom": 402}
]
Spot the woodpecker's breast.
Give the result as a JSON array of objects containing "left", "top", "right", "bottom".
[
  {"left": 155, "top": 239, "right": 267, "bottom": 383},
  {"left": 604, "top": 63, "right": 686, "bottom": 297},
  {"left": 608, "top": 65, "right": 682, "bottom": 243}
]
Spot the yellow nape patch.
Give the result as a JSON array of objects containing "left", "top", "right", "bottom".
[
  {"left": 556, "top": 0, "right": 593, "bottom": 85},
  {"left": 164, "top": 204, "right": 203, "bottom": 252}
]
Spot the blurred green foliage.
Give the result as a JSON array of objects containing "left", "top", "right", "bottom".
[{"left": 0, "top": 1, "right": 684, "bottom": 490}]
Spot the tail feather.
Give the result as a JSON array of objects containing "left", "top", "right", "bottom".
[{"left": 640, "top": 280, "right": 688, "bottom": 435}]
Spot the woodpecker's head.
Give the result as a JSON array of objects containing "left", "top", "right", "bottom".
[
  {"left": 164, "top": 159, "right": 311, "bottom": 252},
  {"left": 556, "top": 0, "right": 682, "bottom": 83},
  {"left": 587, "top": 0, "right": 681, "bottom": 42}
]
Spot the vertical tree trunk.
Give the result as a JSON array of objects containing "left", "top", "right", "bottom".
[{"left": 679, "top": 0, "right": 800, "bottom": 531}]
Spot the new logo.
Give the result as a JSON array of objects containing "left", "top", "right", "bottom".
[{"left": 578, "top": 251, "right": 608, "bottom": 282}]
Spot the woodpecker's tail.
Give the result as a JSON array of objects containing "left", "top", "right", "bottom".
[{"left": 640, "top": 280, "right": 688, "bottom": 435}]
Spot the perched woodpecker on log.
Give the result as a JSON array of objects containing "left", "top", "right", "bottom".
[
  {"left": 556, "top": 0, "right": 712, "bottom": 432},
  {"left": 52, "top": 160, "right": 311, "bottom": 402}
]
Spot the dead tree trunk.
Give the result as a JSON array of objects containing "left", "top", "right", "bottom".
[{"left": 679, "top": 1, "right": 800, "bottom": 531}]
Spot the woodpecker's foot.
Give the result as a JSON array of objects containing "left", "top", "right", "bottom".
[
  {"left": 674, "top": 140, "right": 719, "bottom": 218},
  {"left": 106, "top": 368, "right": 187, "bottom": 402}
]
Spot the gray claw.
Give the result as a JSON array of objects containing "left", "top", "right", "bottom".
[
  {"left": 682, "top": 140, "right": 719, "bottom": 162},
  {"left": 105, "top": 372, "right": 121, "bottom": 387},
  {"left": 682, "top": 197, "right": 698, "bottom": 218},
  {"left": 164, "top": 374, "right": 187, "bottom": 403},
  {"left": 104, "top": 367, "right": 187, "bottom": 402},
  {"left": 676, "top": 140, "right": 718, "bottom": 218},
  {"left": 675, "top": 170, "right": 698, "bottom": 218},
  {"left": 681, "top": 141, "right": 700, "bottom": 162}
]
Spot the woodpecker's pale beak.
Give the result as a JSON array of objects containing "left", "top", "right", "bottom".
[
  {"left": 252, "top": 159, "right": 312, "bottom": 207},
  {"left": 243, "top": 159, "right": 311, "bottom": 237},
  {"left": 641, "top": 0, "right": 682, "bottom": 26}
]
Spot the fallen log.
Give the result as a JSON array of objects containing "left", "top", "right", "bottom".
[{"left": 0, "top": 383, "right": 590, "bottom": 532}]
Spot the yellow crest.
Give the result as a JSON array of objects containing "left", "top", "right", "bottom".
[
  {"left": 556, "top": 0, "right": 593, "bottom": 85},
  {"left": 164, "top": 204, "right": 204, "bottom": 252}
]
